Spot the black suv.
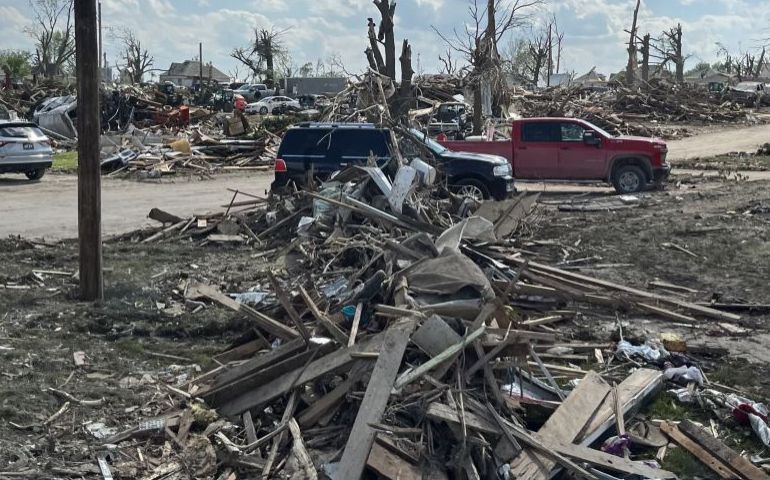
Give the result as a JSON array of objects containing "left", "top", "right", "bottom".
[{"left": 271, "top": 123, "right": 514, "bottom": 200}]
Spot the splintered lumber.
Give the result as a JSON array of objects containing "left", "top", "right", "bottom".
[
  {"left": 394, "top": 325, "right": 485, "bottom": 391},
  {"left": 298, "top": 285, "right": 349, "bottom": 344},
  {"left": 189, "top": 283, "right": 299, "bottom": 340},
  {"left": 288, "top": 418, "right": 318, "bottom": 480},
  {"left": 508, "top": 371, "right": 611, "bottom": 479},
  {"left": 678, "top": 420, "right": 769, "bottom": 480},
  {"left": 148, "top": 208, "right": 183, "bottom": 224},
  {"left": 335, "top": 318, "right": 418, "bottom": 480},
  {"left": 660, "top": 422, "right": 736, "bottom": 479},
  {"left": 218, "top": 332, "right": 387, "bottom": 417},
  {"left": 426, "top": 402, "right": 501, "bottom": 436},
  {"left": 366, "top": 441, "right": 422, "bottom": 480},
  {"left": 297, "top": 377, "right": 353, "bottom": 428},
  {"left": 542, "top": 437, "right": 677, "bottom": 479},
  {"left": 506, "top": 256, "right": 741, "bottom": 322},
  {"left": 578, "top": 368, "right": 664, "bottom": 446}
]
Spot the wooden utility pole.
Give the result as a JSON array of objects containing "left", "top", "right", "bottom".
[
  {"left": 75, "top": 0, "right": 103, "bottom": 301},
  {"left": 97, "top": 1, "right": 103, "bottom": 69}
]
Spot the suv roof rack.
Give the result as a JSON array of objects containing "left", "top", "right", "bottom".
[{"left": 295, "top": 122, "right": 377, "bottom": 129}]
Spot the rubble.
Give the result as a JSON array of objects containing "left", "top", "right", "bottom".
[{"left": 47, "top": 148, "right": 763, "bottom": 480}]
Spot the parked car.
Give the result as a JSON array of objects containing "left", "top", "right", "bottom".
[
  {"left": 271, "top": 122, "right": 514, "bottom": 200},
  {"left": 246, "top": 96, "right": 301, "bottom": 115},
  {"left": 0, "top": 122, "right": 53, "bottom": 180},
  {"left": 728, "top": 82, "right": 768, "bottom": 106},
  {"left": 438, "top": 118, "right": 670, "bottom": 194},
  {"left": 233, "top": 83, "right": 269, "bottom": 102},
  {"left": 297, "top": 94, "right": 330, "bottom": 109}
]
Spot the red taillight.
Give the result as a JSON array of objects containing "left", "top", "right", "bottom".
[{"left": 274, "top": 158, "right": 287, "bottom": 172}]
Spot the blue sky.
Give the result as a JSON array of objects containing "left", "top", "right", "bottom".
[{"left": 1, "top": 0, "right": 767, "bottom": 81}]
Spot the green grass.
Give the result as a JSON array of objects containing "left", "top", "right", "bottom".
[{"left": 52, "top": 151, "right": 78, "bottom": 173}]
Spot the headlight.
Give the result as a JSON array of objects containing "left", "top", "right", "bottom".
[{"left": 493, "top": 164, "right": 512, "bottom": 177}]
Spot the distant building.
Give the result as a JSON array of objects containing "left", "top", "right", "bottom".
[
  {"left": 159, "top": 60, "right": 229, "bottom": 87},
  {"left": 685, "top": 68, "right": 734, "bottom": 91},
  {"left": 283, "top": 77, "right": 347, "bottom": 96},
  {"left": 573, "top": 68, "right": 607, "bottom": 88}
]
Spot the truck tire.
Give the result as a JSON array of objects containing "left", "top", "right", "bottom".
[
  {"left": 454, "top": 178, "right": 489, "bottom": 201},
  {"left": 612, "top": 165, "right": 645, "bottom": 194},
  {"left": 25, "top": 169, "right": 45, "bottom": 181}
]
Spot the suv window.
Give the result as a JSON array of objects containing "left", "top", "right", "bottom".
[
  {"left": 521, "top": 122, "right": 560, "bottom": 142},
  {"left": 279, "top": 129, "right": 331, "bottom": 156},
  {"left": 560, "top": 122, "right": 585, "bottom": 142},
  {"left": 330, "top": 129, "right": 390, "bottom": 158}
]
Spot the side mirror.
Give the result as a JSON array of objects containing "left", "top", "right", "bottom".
[{"left": 583, "top": 131, "right": 601, "bottom": 146}]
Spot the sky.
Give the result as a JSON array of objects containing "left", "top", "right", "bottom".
[{"left": 1, "top": 0, "right": 768, "bottom": 81}]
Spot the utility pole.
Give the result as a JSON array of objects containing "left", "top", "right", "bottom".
[
  {"left": 199, "top": 42, "right": 203, "bottom": 101},
  {"left": 75, "top": 0, "right": 103, "bottom": 301},
  {"left": 97, "top": 1, "right": 102, "bottom": 69}
]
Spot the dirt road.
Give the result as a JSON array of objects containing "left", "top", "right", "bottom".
[
  {"left": 667, "top": 123, "right": 770, "bottom": 160},
  {"left": 0, "top": 173, "right": 272, "bottom": 240}
]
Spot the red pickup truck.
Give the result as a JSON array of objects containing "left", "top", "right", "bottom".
[{"left": 438, "top": 118, "right": 671, "bottom": 194}]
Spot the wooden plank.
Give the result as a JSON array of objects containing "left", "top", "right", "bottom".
[
  {"left": 213, "top": 338, "right": 268, "bottom": 364},
  {"left": 660, "top": 422, "right": 735, "bottom": 479},
  {"left": 267, "top": 272, "right": 311, "bottom": 343},
  {"left": 335, "top": 318, "right": 417, "bottom": 480},
  {"left": 218, "top": 333, "right": 387, "bottom": 417},
  {"left": 288, "top": 418, "right": 318, "bottom": 480},
  {"left": 298, "top": 285, "right": 349, "bottom": 344},
  {"left": 637, "top": 303, "right": 698, "bottom": 323},
  {"left": 544, "top": 436, "right": 677, "bottom": 479},
  {"left": 366, "top": 441, "right": 422, "bottom": 480},
  {"left": 242, "top": 411, "right": 257, "bottom": 445},
  {"left": 394, "top": 326, "right": 485, "bottom": 391},
  {"left": 190, "top": 283, "right": 299, "bottom": 340},
  {"left": 198, "top": 338, "right": 307, "bottom": 396},
  {"left": 297, "top": 377, "right": 352, "bottom": 429},
  {"left": 578, "top": 369, "right": 664, "bottom": 446},
  {"left": 508, "top": 371, "right": 611, "bottom": 479},
  {"left": 348, "top": 303, "right": 363, "bottom": 348},
  {"left": 679, "top": 420, "right": 769, "bottom": 480},
  {"left": 426, "top": 401, "right": 501, "bottom": 436},
  {"left": 507, "top": 257, "right": 741, "bottom": 322}
]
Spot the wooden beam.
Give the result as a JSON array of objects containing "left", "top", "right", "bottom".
[
  {"left": 660, "top": 422, "right": 735, "bottom": 479},
  {"left": 75, "top": 0, "right": 103, "bottom": 301},
  {"left": 335, "top": 318, "right": 417, "bottom": 480},
  {"left": 298, "top": 285, "right": 349, "bottom": 344},
  {"left": 190, "top": 283, "right": 299, "bottom": 340},
  {"left": 218, "top": 332, "right": 387, "bottom": 417},
  {"left": 367, "top": 440, "right": 422, "bottom": 480},
  {"left": 267, "top": 272, "right": 311, "bottom": 343},
  {"left": 678, "top": 420, "right": 769, "bottom": 480}
]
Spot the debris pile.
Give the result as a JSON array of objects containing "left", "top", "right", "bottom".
[
  {"left": 514, "top": 81, "right": 758, "bottom": 139},
  {"left": 76, "top": 152, "right": 770, "bottom": 480}
]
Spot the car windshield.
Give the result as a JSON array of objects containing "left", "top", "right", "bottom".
[
  {"left": 0, "top": 125, "right": 45, "bottom": 139},
  {"left": 580, "top": 120, "right": 614, "bottom": 138},
  {"left": 409, "top": 129, "right": 446, "bottom": 154}
]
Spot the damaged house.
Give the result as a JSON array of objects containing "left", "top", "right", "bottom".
[{"left": 159, "top": 60, "right": 229, "bottom": 88}]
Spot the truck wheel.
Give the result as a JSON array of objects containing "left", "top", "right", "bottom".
[
  {"left": 612, "top": 165, "right": 645, "bottom": 194},
  {"left": 454, "top": 178, "right": 489, "bottom": 201},
  {"left": 25, "top": 169, "right": 45, "bottom": 181}
]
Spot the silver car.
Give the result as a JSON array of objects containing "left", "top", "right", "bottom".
[{"left": 0, "top": 122, "right": 53, "bottom": 180}]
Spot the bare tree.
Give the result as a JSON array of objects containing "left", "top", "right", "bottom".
[
  {"left": 112, "top": 27, "right": 153, "bottom": 84},
  {"left": 439, "top": 48, "right": 459, "bottom": 75},
  {"left": 434, "top": 0, "right": 541, "bottom": 133},
  {"left": 624, "top": 0, "right": 641, "bottom": 86},
  {"left": 639, "top": 33, "right": 651, "bottom": 82},
  {"left": 365, "top": 17, "right": 386, "bottom": 73},
  {"left": 526, "top": 28, "right": 549, "bottom": 85},
  {"left": 374, "top": 0, "right": 397, "bottom": 78},
  {"left": 717, "top": 43, "right": 766, "bottom": 81},
  {"left": 231, "top": 27, "right": 289, "bottom": 88},
  {"left": 651, "top": 23, "right": 689, "bottom": 83},
  {"left": 25, "top": 0, "right": 75, "bottom": 78}
]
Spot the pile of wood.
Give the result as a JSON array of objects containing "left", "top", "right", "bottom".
[
  {"left": 88, "top": 158, "right": 770, "bottom": 480},
  {"left": 100, "top": 126, "right": 279, "bottom": 179},
  {"left": 515, "top": 81, "right": 756, "bottom": 139}
]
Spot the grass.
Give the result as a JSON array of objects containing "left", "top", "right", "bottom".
[{"left": 52, "top": 151, "right": 78, "bottom": 173}]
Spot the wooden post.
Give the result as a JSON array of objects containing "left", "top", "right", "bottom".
[
  {"left": 97, "top": 2, "right": 102, "bottom": 69},
  {"left": 75, "top": 0, "right": 103, "bottom": 301}
]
